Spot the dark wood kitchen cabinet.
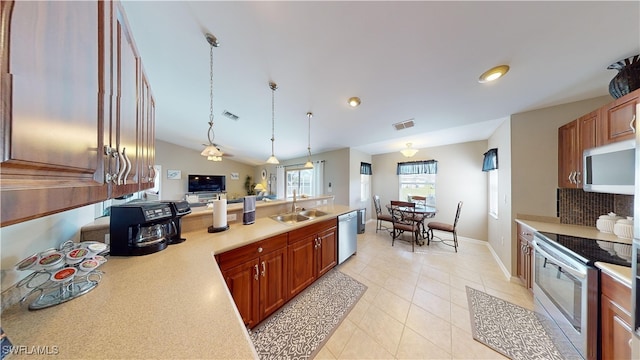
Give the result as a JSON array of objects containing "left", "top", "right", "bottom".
[
  {"left": 558, "top": 110, "right": 600, "bottom": 189},
  {"left": 0, "top": 1, "right": 109, "bottom": 226},
  {"left": 216, "top": 233, "right": 288, "bottom": 328},
  {"left": 516, "top": 222, "right": 534, "bottom": 293},
  {"left": 558, "top": 120, "right": 580, "bottom": 188},
  {"left": 600, "top": 271, "right": 632, "bottom": 360},
  {"left": 139, "top": 68, "right": 156, "bottom": 188},
  {"left": 288, "top": 218, "right": 337, "bottom": 299},
  {"left": 601, "top": 89, "right": 638, "bottom": 145},
  {"left": 0, "top": 1, "right": 156, "bottom": 226}
]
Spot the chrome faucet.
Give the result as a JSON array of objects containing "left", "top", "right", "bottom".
[{"left": 291, "top": 189, "right": 298, "bottom": 213}]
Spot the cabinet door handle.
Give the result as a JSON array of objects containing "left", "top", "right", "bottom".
[
  {"left": 568, "top": 171, "right": 574, "bottom": 184},
  {"left": 123, "top": 148, "right": 132, "bottom": 185},
  {"left": 261, "top": 261, "right": 266, "bottom": 277},
  {"left": 630, "top": 114, "right": 636, "bottom": 133},
  {"left": 254, "top": 264, "right": 259, "bottom": 281},
  {"left": 117, "top": 149, "right": 126, "bottom": 185},
  {"left": 104, "top": 146, "right": 119, "bottom": 184},
  {"left": 575, "top": 171, "right": 581, "bottom": 184},
  {"left": 148, "top": 165, "right": 155, "bottom": 182}
]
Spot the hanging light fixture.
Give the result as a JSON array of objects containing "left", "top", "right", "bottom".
[
  {"left": 266, "top": 82, "right": 280, "bottom": 164},
  {"left": 304, "top": 112, "right": 314, "bottom": 169},
  {"left": 400, "top": 143, "right": 418, "bottom": 157},
  {"left": 200, "top": 33, "right": 224, "bottom": 160}
]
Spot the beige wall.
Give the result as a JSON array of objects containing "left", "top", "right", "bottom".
[
  {"left": 487, "top": 118, "right": 512, "bottom": 274},
  {"left": 507, "top": 95, "right": 612, "bottom": 274},
  {"left": 156, "top": 140, "right": 257, "bottom": 201},
  {"left": 371, "top": 141, "right": 489, "bottom": 241}
]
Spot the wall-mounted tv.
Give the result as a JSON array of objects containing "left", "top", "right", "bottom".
[{"left": 188, "top": 175, "right": 226, "bottom": 193}]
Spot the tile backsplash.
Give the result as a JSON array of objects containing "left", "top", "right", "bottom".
[{"left": 558, "top": 188, "right": 634, "bottom": 226}]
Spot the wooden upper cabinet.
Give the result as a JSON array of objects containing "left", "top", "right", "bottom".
[
  {"left": 1, "top": 1, "right": 108, "bottom": 226},
  {"left": 109, "top": 2, "right": 141, "bottom": 198},
  {"left": 558, "top": 120, "right": 579, "bottom": 188},
  {"left": 139, "top": 68, "right": 156, "bottom": 190},
  {"left": 601, "top": 90, "right": 638, "bottom": 145},
  {"left": 558, "top": 109, "right": 602, "bottom": 189},
  {"left": 0, "top": 0, "right": 157, "bottom": 226},
  {"left": 578, "top": 110, "right": 600, "bottom": 152}
]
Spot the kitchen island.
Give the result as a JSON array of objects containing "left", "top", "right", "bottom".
[{"left": 1, "top": 204, "right": 356, "bottom": 359}]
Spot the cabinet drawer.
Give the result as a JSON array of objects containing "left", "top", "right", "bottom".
[
  {"left": 601, "top": 271, "right": 631, "bottom": 312},
  {"left": 217, "top": 233, "right": 288, "bottom": 270},
  {"left": 288, "top": 218, "right": 337, "bottom": 244}
]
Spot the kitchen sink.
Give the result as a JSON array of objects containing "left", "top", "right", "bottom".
[
  {"left": 270, "top": 213, "right": 311, "bottom": 224},
  {"left": 298, "top": 209, "right": 329, "bottom": 219}
]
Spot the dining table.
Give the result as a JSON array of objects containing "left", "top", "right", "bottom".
[{"left": 386, "top": 203, "right": 437, "bottom": 244}]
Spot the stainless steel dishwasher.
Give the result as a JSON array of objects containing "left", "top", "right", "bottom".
[{"left": 338, "top": 211, "right": 358, "bottom": 264}]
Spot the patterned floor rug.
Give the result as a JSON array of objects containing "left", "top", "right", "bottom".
[
  {"left": 249, "top": 269, "right": 367, "bottom": 360},
  {"left": 466, "top": 286, "right": 565, "bottom": 360}
]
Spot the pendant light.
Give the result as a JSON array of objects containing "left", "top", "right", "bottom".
[
  {"left": 304, "top": 112, "right": 314, "bottom": 168},
  {"left": 200, "top": 33, "right": 223, "bottom": 160},
  {"left": 400, "top": 143, "right": 418, "bottom": 158},
  {"left": 266, "top": 82, "right": 279, "bottom": 164}
]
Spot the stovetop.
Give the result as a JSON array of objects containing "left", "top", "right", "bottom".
[{"left": 536, "top": 231, "right": 632, "bottom": 267}]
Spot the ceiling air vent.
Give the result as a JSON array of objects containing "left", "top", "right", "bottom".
[
  {"left": 222, "top": 110, "right": 239, "bottom": 121},
  {"left": 392, "top": 119, "right": 415, "bottom": 131}
]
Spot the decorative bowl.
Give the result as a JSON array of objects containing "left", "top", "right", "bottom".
[
  {"left": 613, "top": 222, "right": 633, "bottom": 239},
  {"left": 596, "top": 218, "right": 616, "bottom": 233}
]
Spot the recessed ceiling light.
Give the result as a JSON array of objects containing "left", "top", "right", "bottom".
[
  {"left": 348, "top": 97, "right": 361, "bottom": 107},
  {"left": 478, "top": 65, "right": 510, "bottom": 83}
]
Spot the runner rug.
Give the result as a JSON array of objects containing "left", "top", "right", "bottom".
[
  {"left": 466, "top": 286, "right": 566, "bottom": 360},
  {"left": 249, "top": 269, "right": 367, "bottom": 360}
]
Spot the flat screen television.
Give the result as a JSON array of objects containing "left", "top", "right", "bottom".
[{"left": 188, "top": 175, "right": 226, "bottom": 193}]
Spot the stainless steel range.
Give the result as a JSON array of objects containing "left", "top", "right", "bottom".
[{"left": 532, "top": 231, "right": 632, "bottom": 360}]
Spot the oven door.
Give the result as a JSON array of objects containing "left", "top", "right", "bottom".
[{"left": 532, "top": 236, "right": 593, "bottom": 359}]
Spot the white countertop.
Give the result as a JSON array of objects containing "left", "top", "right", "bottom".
[{"left": 1, "top": 204, "right": 355, "bottom": 359}]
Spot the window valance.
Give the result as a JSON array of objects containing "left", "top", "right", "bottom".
[
  {"left": 482, "top": 148, "right": 498, "bottom": 171},
  {"left": 396, "top": 160, "right": 438, "bottom": 175},
  {"left": 360, "top": 162, "right": 372, "bottom": 175}
]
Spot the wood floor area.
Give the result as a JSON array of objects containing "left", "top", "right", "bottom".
[{"left": 316, "top": 224, "right": 533, "bottom": 359}]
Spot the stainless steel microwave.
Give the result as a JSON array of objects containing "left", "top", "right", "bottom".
[{"left": 583, "top": 139, "right": 635, "bottom": 195}]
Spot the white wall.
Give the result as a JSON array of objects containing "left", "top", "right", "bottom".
[
  {"left": 487, "top": 118, "right": 512, "bottom": 273},
  {"left": 349, "top": 148, "right": 373, "bottom": 220},
  {"left": 372, "top": 141, "right": 488, "bottom": 241}
]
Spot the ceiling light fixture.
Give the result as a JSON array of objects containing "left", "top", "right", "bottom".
[
  {"left": 400, "top": 143, "right": 418, "bottom": 158},
  {"left": 266, "top": 82, "right": 279, "bottom": 164},
  {"left": 478, "top": 65, "right": 510, "bottom": 83},
  {"left": 348, "top": 97, "right": 361, "bottom": 107},
  {"left": 200, "top": 33, "right": 223, "bottom": 160},
  {"left": 304, "top": 112, "right": 314, "bottom": 169}
]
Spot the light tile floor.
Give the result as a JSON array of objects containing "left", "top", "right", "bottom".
[{"left": 314, "top": 224, "right": 534, "bottom": 359}]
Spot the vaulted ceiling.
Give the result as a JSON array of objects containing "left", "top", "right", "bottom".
[{"left": 121, "top": 1, "right": 640, "bottom": 165}]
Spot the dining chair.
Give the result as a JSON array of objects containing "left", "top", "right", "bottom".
[
  {"left": 390, "top": 200, "right": 420, "bottom": 252},
  {"left": 373, "top": 195, "right": 393, "bottom": 233},
  {"left": 426, "top": 201, "right": 463, "bottom": 252}
]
